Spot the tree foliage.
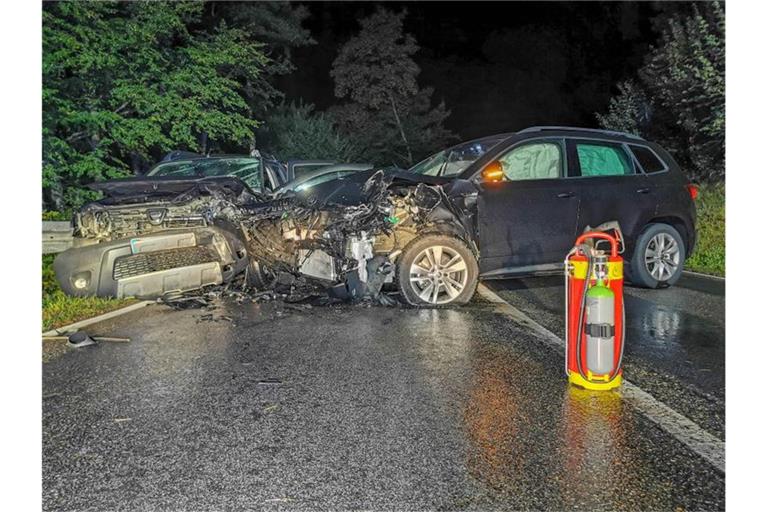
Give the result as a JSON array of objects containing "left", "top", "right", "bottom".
[
  {"left": 43, "top": 1, "right": 311, "bottom": 210},
  {"left": 596, "top": 81, "right": 651, "bottom": 136},
  {"left": 262, "top": 103, "right": 361, "bottom": 162},
  {"left": 330, "top": 8, "right": 455, "bottom": 167},
  {"left": 598, "top": 2, "right": 725, "bottom": 182},
  {"left": 210, "top": 1, "right": 314, "bottom": 121}
]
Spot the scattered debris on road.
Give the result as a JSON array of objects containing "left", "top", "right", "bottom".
[
  {"left": 157, "top": 264, "right": 401, "bottom": 315},
  {"left": 46, "top": 331, "right": 132, "bottom": 349},
  {"left": 256, "top": 378, "right": 282, "bottom": 386},
  {"left": 67, "top": 331, "right": 96, "bottom": 348},
  {"left": 91, "top": 336, "right": 131, "bottom": 343},
  {"left": 42, "top": 336, "right": 70, "bottom": 342}
]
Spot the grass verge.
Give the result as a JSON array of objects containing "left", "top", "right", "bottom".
[
  {"left": 685, "top": 183, "right": 725, "bottom": 277},
  {"left": 43, "top": 254, "right": 136, "bottom": 332}
]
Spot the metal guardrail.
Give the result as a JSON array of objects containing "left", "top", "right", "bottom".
[{"left": 43, "top": 221, "right": 73, "bottom": 254}]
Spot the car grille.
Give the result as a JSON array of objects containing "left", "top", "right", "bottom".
[
  {"left": 107, "top": 209, "right": 207, "bottom": 238},
  {"left": 113, "top": 246, "right": 219, "bottom": 280}
]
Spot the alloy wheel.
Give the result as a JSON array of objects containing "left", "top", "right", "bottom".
[
  {"left": 408, "top": 245, "right": 468, "bottom": 304},
  {"left": 644, "top": 232, "right": 681, "bottom": 282}
]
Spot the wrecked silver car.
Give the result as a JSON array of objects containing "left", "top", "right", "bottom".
[{"left": 54, "top": 166, "right": 480, "bottom": 306}]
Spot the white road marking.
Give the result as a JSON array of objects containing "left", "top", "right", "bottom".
[
  {"left": 683, "top": 269, "right": 725, "bottom": 281},
  {"left": 476, "top": 283, "right": 725, "bottom": 473},
  {"left": 42, "top": 300, "right": 155, "bottom": 337}
]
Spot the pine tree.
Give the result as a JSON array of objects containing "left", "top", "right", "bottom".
[
  {"left": 263, "top": 103, "right": 361, "bottom": 162},
  {"left": 330, "top": 8, "right": 455, "bottom": 167},
  {"left": 596, "top": 81, "right": 651, "bottom": 137}
]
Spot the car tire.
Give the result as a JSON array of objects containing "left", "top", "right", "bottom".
[
  {"left": 629, "top": 223, "right": 686, "bottom": 289},
  {"left": 246, "top": 259, "right": 275, "bottom": 290},
  {"left": 396, "top": 235, "right": 479, "bottom": 306}
]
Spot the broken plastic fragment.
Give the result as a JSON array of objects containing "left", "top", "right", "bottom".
[{"left": 67, "top": 331, "right": 96, "bottom": 348}]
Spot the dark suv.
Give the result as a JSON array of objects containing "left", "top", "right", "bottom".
[{"left": 390, "top": 126, "right": 696, "bottom": 304}]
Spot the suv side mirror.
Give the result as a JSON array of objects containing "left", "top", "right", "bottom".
[{"left": 480, "top": 161, "right": 505, "bottom": 183}]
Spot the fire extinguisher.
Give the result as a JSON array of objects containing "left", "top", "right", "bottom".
[{"left": 564, "top": 231, "right": 625, "bottom": 391}]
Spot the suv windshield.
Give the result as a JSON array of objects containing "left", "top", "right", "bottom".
[
  {"left": 148, "top": 157, "right": 263, "bottom": 190},
  {"left": 409, "top": 136, "right": 508, "bottom": 177}
]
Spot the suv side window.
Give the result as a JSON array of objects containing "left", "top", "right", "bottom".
[
  {"left": 572, "top": 140, "right": 634, "bottom": 177},
  {"left": 629, "top": 145, "right": 667, "bottom": 174},
  {"left": 496, "top": 141, "right": 563, "bottom": 181}
]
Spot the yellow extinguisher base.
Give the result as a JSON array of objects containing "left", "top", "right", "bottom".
[{"left": 568, "top": 371, "right": 622, "bottom": 391}]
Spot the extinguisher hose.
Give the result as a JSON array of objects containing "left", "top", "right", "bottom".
[
  {"left": 574, "top": 244, "right": 592, "bottom": 382},
  {"left": 574, "top": 244, "right": 626, "bottom": 384}
]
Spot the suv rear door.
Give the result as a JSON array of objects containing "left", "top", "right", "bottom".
[
  {"left": 566, "top": 138, "right": 658, "bottom": 252},
  {"left": 476, "top": 138, "right": 581, "bottom": 275}
]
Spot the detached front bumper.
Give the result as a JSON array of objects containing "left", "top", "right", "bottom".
[{"left": 54, "top": 228, "right": 249, "bottom": 299}]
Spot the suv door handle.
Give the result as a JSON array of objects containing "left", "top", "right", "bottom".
[
  {"left": 636, "top": 187, "right": 652, "bottom": 194},
  {"left": 556, "top": 192, "right": 575, "bottom": 199}
]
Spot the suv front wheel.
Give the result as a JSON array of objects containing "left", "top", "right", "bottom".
[
  {"left": 629, "top": 223, "right": 686, "bottom": 288},
  {"left": 396, "top": 235, "right": 479, "bottom": 306}
]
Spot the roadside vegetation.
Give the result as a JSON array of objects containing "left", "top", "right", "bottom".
[
  {"left": 685, "top": 184, "right": 725, "bottom": 276},
  {"left": 596, "top": 2, "right": 724, "bottom": 276},
  {"left": 43, "top": 209, "right": 135, "bottom": 331}
]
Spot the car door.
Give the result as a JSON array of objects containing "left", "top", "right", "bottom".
[
  {"left": 477, "top": 138, "right": 581, "bottom": 275},
  {"left": 566, "top": 139, "right": 658, "bottom": 252}
]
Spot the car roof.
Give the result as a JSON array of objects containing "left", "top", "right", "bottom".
[
  {"left": 457, "top": 126, "right": 653, "bottom": 180},
  {"left": 447, "top": 133, "right": 515, "bottom": 150},
  {"left": 516, "top": 126, "right": 646, "bottom": 143}
]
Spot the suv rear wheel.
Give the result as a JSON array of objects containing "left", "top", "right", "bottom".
[
  {"left": 630, "top": 223, "right": 685, "bottom": 288},
  {"left": 396, "top": 235, "right": 479, "bottom": 306}
]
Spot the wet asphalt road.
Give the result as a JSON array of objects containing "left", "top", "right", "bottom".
[
  {"left": 43, "top": 275, "right": 724, "bottom": 511},
  {"left": 485, "top": 273, "right": 725, "bottom": 440}
]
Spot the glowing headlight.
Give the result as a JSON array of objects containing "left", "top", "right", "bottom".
[{"left": 72, "top": 271, "right": 91, "bottom": 290}]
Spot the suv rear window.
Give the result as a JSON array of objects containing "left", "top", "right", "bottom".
[
  {"left": 574, "top": 142, "right": 634, "bottom": 177},
  {"left": 629, "top": 145, "right": 667, "bottom": 174}
]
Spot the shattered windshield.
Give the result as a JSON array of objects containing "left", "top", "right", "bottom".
[
  {"left": 148, "top": 157, "right": 263, "bottom": 191},
  {"left": 408, "top": 136, "right": 507, "bottom": 177}
]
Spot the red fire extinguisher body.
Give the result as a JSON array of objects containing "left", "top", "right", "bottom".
[{"left": 565, "top": 233, "right": 624, "bottom": 390}]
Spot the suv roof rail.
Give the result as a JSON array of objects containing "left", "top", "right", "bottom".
[{"left": 517, "top": 126, "right": 645, "bottom": 141}]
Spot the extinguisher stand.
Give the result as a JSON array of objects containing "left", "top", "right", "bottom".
[{"left": 564, "top": 231, "right": 625, "bottom": 391}]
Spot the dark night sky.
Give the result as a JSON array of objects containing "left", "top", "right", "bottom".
[{"left": 279, "top": 1, "right": 694, "bottom": 140}]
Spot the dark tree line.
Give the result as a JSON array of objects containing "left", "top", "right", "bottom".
[{"left": 598, "top": 2, "right": 724, "bottom": 182}]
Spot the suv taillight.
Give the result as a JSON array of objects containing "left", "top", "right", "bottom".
[{"left": 686, "top": 184, "right": 699, "bottom": 200}]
